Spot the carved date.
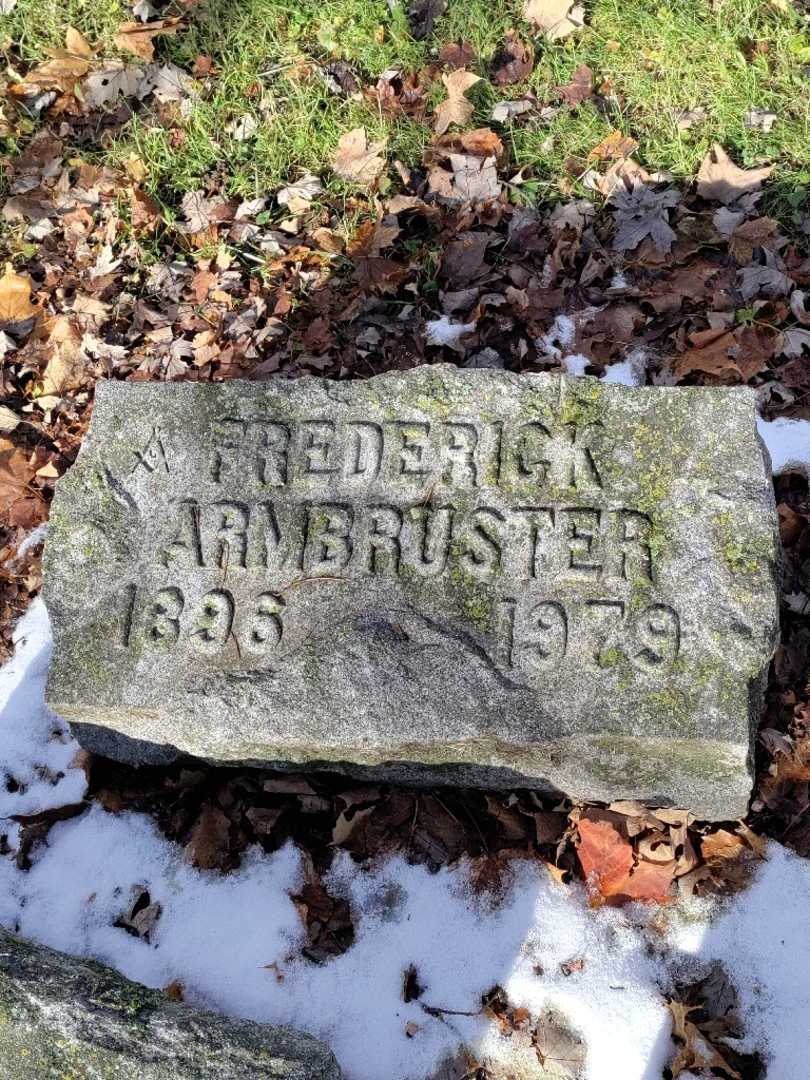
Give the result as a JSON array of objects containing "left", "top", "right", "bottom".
[
  {"left": 495, "top": 598, "right": 681, "bottom": 673},
  {"left": 120, "top": 585, "right": 285, "bottom": 655}
]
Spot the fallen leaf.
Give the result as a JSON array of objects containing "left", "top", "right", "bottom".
[
  {"left": 744, "top": 107, "right": 777, "bottom": 133},
  {"left": 0, "top": 268, "right": 39, "bottom": 325},
  {"left": 64, "top": 26, "right": 94, "bottom": 59},
  {"left": 701, "top": 829, "right": 745, "bottom": 863},
  {"left": 576, "top": 817, "right": 633, "bottom": 895},
  {"left": 438, "top": 153, "right": 501, "bottom": 203},
  {"left": 0, "top": 405, "right": 21, "bottom": 433},
  {"left": 439, "top": 42, "right": 476, "bottom": 70},
  {"left": 675, "top": 106, "right": 707, "bottom": 130},
  {"left": 556, "top": 64, "right": 593, "bottom": 106},
  {"left": 277, "top": 173, "right": 324, "bottom": 214},
  {"left": 491, "top": 98, "right": 534, "bottom": 123},
  {"left": 434, "top": 69, "right": 481, "bottom": 136},
  {"left": 406, "top": 0, "right": 447, "bottom": 39},
  {"left": 333, "top": 128, "right": 388, "bottom": 185},
  {"left": 727, "top": 216, "right": 778, "bottom": 262},
  {"left": 83, "top": 63, "right": 146, "bottom": 108},
  {"left": 183, "top": 803, "right": 233, "bottom": 871},
  {"left": 577, "top": 815, "right": 675, "bottom": 902},
  {"left": 493, "top": 30, "right": 534, "bottom": 86},
  {"left": 533, "top": 1006, "right": 587, "bottom": 1078},
  {"left": 116, "top": 886, "right": 162, "bottom": 941},
  {"left": 522, "top": 0, "right": 585, "bottom": 40},
  {"left": 226, "top": 114, "right": 259, "bottom": 142},
  {"left": 611, "top": 183, "right": 679, "bottom": 253},
  {"left": 668, "top": 1000, "right": 742, "bottom": 1079},
  {"left": 673, "top": 329, "right": 738, "bottom": 380},
  {"left": 38, "top": 317, "right": 90, "bottom": 396},
  {"left": 696, "top": 144, "right": 774, "bottom": 205},
  {"left": 114, "top": 17, "right": 185, "bottom": 62},
  {"left": 619, "top": 858, "right": 677, "bottom": 902},
  {"left": 588, "top": 130, "right": 638, "bottom": 162}
]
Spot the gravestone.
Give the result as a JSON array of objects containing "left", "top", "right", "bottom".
[{"left": 43, "top": 367, "right": 779, "bottom": 819}]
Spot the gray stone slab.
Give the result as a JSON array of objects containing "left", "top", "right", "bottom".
[
  {"left": 0, "top": 928, "right": 341, "bottom": 1079},
  {"left": 43, "top": 368, "right": 780, "bottom": 818}
]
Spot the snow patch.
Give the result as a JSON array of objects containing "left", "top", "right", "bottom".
[
  {"left": 14, "top": 523, "right": 47, "bottom": 562},
  {"left": 424, "top": 317, "right": 475, "bottom": 349},
  {"left": 561, "top": 353, "right": 590, "bottom": 376},
  {"left": 541, "top": 313, "right": 577, "bottom": 358},
  {"left": 601, "top": 348, "right": 648, "bottom": 387},
  {"left": 0, "top": 599, "right": 86, "bottom": 817},
  {"left": 757, "top": 416, "right": 810, "bottom": 478}
]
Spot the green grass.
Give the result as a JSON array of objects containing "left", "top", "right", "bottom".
[{"left": 2, "top": 0, "right": 810, "bottom": 209}]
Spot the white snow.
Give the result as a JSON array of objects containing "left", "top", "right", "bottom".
[
  {"left": 540, "top": 313, "right": 649, "bottom": 386},
  {"left": 13, "top": 522, "right": 47, "bottom": 561},
  {"left": 0, "top": 599, "right": 86, "bottom": 817},
  {"left": 601, "top": 348, "right": 648, "bottom": 388},
  {"left": 424, "top": 317, "right": 476, "bottom": 349},
  {"left": 757, "top": 416, "right": 810, "bottom": 478},
  {"left": 672, "top": 844, "right": 810, "bottom": 1080},
  {"left": 561, "top": 353, "right": 590, "bottom": 376},
  {"left": 541, "top": 313, "right": 577, "bottom": 357},
  {"left": 2, "top": 562, "right": 810, "bottom": 1079}
]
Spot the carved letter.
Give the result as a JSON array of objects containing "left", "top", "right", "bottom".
[
  {"left": 210, "top": 419, "right": 244, "bottom": 484},
  {"left": 403, "top": 505, "right": 454, "bottom": 575},
  {"left": 357, "top": 505, "right": 402, "bottom": 575},
  {"left": 440, "top": 422, "right": 479, "bottom": 487},
  {"left": 162, "top": 500, "right": 203, "bottom": 567},
  {"left": 513, "top": 506, "right": 556, "bottom": 578},
  {"left": 607, "top": 510, "right": 653, "bottom": 582},
  {"left": 301, "top": 421, "right": 338, "bottom": 476},
  {"left": 254, "top": 421, "right": 290, "bottom": 487},
  {"left": 514, "top": 423, "right": 551, "bottom": 484},
  {"left": 345, "top": 422, "right": 383, "bottom": 483},
  {"left": 208, "top": 501, "right": 250, "bottom": 570},
  {"left": 558, "top": 422, "right": 603, "bottom": 491},
  {"left": 252, "top": 502, "right": 284, "bottom": 569},
  {"left": 392, "top": 422, "right": 432, "bottom": 479},
  {"left": 304, "top": 503, "right": 354, "bottom": 573},
  {"left": 560, "top": 508, "right": 602, "bottom": 578},
  {"left": 456, "top": 507, "right": 504, "bottom": 579}
]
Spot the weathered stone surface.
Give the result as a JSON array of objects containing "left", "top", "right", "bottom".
[
  {"left": 43, "top": 368, "right": 779, "bottom": 818},
  {"left": 0, "top": 929, "right": 341, "bottom": 1079}
]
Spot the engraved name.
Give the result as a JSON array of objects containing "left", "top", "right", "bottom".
[
  {"left": 208, "top": 416, "right": 605, "bottom": 493},
  {"left": 161, "top": 500, "right": 653, "bottom": 584}
]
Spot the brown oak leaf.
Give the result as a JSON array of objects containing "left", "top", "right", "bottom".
[{"left": 434, "top": 69, "right": 481, "bottom": 136}]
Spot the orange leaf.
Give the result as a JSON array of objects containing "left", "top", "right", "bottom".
[
  {"left": 576, "top": 817, "right": 633, "bottom": 895},
  {"left": 701, "top": 829, "right": 745, "bottom": 862},
  {"left": 617, "top": 858, "right": 676, "bottom": 903},
  {"left": 0, "top": 267, "right": 39, "bottom": 324}
]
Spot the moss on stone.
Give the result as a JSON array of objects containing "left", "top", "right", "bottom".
[
  {"left": 558, "top": 378, "right": 603, "bottom": 430},
  {"left": 713, "top": 510, "right": 772, "bottom": 576}
]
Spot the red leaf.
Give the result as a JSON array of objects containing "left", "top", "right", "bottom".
[{"left": 576, "top": 817, "right": 633, "bottom": 894}]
